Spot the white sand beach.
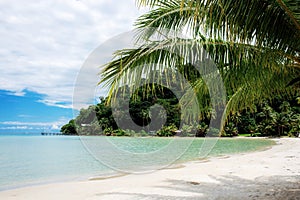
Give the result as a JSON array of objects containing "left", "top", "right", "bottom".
[{"left": 1, "top": 138, "right": 300, "bottom": 200}]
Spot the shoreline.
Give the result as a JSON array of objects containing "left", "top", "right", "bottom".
[
  {"left": 1, "top": 138, "right": 299, "bottom": 199},
  {"left": 0, "top": 137, "right": 273, "bottom": 192}
]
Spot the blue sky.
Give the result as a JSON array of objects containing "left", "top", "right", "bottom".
[
  {"left": 0, "top": 0, "right": 147, "bottom": 133},
  {"left": 0, "top": 89, "right": 72, "bottom": 133}
]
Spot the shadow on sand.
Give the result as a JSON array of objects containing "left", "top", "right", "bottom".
[{"left": 97, "top": 175, "right": 300, "bottom": 200}]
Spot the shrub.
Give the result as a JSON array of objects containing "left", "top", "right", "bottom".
[
  {"left": 114, "top": 129, "right": 126, "bottom": 136},
  {"left": 222, "top": 122, "right": 238, "bottom": 137},
  {"left": 103, "top": 127, "right": 113, "bottom": 136},
  {"left": 156, "top": 124, "right": 177, "bottom": 137}
]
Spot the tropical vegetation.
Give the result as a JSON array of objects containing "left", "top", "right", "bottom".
[
  {"left": 62, "top": 0, "right": 300, "bottom": 137},
  {"left": 61, "top": 92, "right": 300, "bottom": 137}
]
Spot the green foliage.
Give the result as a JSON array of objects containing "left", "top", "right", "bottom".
[
  {"left": 103, "top": 127, "right": 113, "bottom": 136},
  {"left": 237, "top": 112, "right": 258, "bottom": 136},
  {"left": 62, "top": 0, "right": 300, "bottom": 137},
  {"left": 60, "top": 119, "right": 77, "bottom": 135},
  {"left": 194, "top": 122, "right": 209, "bottom": 137},
  {"left": 208, "top": 127, "right": 221, "bottom": 137},
  {"left": 61, "top": 93, "right": 300, "bottom": 137},
  {"left": 181, "top": 124, "right": 193, "bottom": 137},
  {"left": 222, "top": 122, "right": 238, "bottom": 137},
  {"left": 61, "top": 98, "right": 300, "bottom": 138},
  {"left": 139, "top": 130, "right": 149, "bottom": 137},
  {"left": 232, "top": 96, "right": 300, "bottom": 137},
  {"left": 100, "top": 0, "right": 300, "bottom": 132},
  {"left": 61, "top": 84, "right": 181, "bottom": 136},
  {"left": 181, "top": 122, "right": 209, "bottom": 137},
  {"left": 256, "top": 103, "right": 279, "bottom": 136},
  {"left": 113, "top": 129, "right": 126, "bottom": 136},
  {"left": 156, "top": 124, "right": 177, "bottom": 137},
  {"left": 129, "top": 83, "right": 181, "bottom": 128}
]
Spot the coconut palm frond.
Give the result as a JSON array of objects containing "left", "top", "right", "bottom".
[
  {"left": 136, "top": 0, "right": 300, "bottom": 54},
  {"left": 100, "top": 36, "right": 297, "bottom": 112},
  {"left": 99, "top": 0, "right": 300, "bottom": 130},
  {"left": 277, "top": 0, "right": 300, "bottom": 30}
]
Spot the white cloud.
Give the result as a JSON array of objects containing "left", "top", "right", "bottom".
[
  {"left": 51, "top": 124, "right": 59, "bottom": 130},
  {"left": 0, "top": 126, "right": 29, "bottom": 130},
  {"left": 37, "top": 99, "right": 74, "bottom": 109},
  {"left": 18, "top": 114, "right": 33, "bottom": 118},
  {"left": 0, "top": 0, "right": 148, "bottom": 109},
  {"left": 0, "top": 119, "right": 67, "bottom": 126},
  {"left": 0, "top": 117, "right": 70, "bottom": 130},
  {"left": 6, "top": 90, "right": 26, "bottom": 96}
]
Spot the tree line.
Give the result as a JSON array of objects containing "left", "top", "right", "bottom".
[
  {"left": 61, "top": 85, "right": 300, "bottom": 137},
  {"left": 62, "top": 0, "right": 300, "bottom": 137}
]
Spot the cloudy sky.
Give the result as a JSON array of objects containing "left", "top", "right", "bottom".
[{"left": 0, "top": 0, "right": 147, "bottom": 133}]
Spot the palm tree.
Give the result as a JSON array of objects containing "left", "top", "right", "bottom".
[{"left": 99, "top": 0, "right": 300, "bottom": 132}]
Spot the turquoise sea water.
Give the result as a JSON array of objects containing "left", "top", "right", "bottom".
[
  {"left": 0, "top": 135, "right": 274, "bottom": 191},
  {"left": 0, "top": 135, "right": 112, "bottom": 191}
]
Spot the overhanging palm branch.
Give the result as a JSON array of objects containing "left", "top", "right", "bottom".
[
  {"left": 137, "top": 0, "right": 300, "bottom": 51},
  {"left": 100, "top": 0, "right": 300, "bottom": 132},
  {"left": 100, "top": 37, "right": 298, "bottom": 117},
  {"left": 135, "top": 0, "right": 299, "bottom": 65}
]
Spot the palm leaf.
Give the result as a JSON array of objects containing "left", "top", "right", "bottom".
[
  {"left": 136, "top": 0, "right": 300, "bottom": 54},
  {"left": 99, "top": 0, "right": 300, "bottom": 131},
  {"left": 100, "top": 36, "right": 298, "bottom": 113}
]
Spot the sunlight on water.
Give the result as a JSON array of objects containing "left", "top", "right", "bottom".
[{"left": 0, "top": 135, "right": 274, "bottom": 190}]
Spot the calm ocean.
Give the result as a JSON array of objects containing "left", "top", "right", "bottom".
[
  {"left": 0, "top": 134, "right": 274, "bottom": 191},
  {"left": 0, "top": 135, "right": 112, "bottom": 191}
]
